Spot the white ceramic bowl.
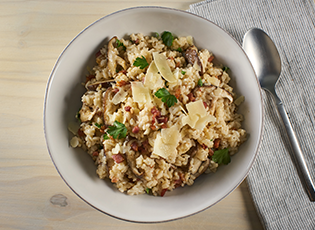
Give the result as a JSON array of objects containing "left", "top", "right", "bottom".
[{"left": 44, "top": 6, "right": 263, "bottom": 223}]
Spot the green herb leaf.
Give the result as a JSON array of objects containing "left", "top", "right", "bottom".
[
  {"left": 222, "top": 66, "right": 229, "bottom": 72},
  {"left": 212, "top": 148, "right": 230, "bottom": 165},
  {"left": 198, "top": 78, "right": 203, "bottom": 86},
  {"left": 181, "top": 70, "right": 186, "bottom": 75},
  {"left": 161, "top": 31, "right": 174, "bottom": 47},
  {"left": 106, "top": 121, "right": 127, "bottom": 139},
  {"left": 145, "top": 188, "right": 151, "bottom": 194},
  {"left": 94, "top": 123, "right": 102, "bottom": 129},
  {"left": 103, "top": 134, "right": 110, "bottom": 140},
  {"left": 155, "top": 88, "right": 178, "bottom": 107},
  {"left": 154, "top": 32, "right": 159, "bottom": 38},
  {"left": 116, "top": 39, "right": 126, "bottom": 51},
  {"left": 133, "top": 56, "right": 149, "bottom": 69},
  {"left": 76, "top": 111, "right": 81, "bottom": 122},
  {"left": 177, "top": 47, "right": 182, "bottom": 52}
]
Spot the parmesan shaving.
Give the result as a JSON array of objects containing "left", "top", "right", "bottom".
[
  {"left": 131, "top": 81, "right": 152, "bottom": 104},
  {"left": 153, "top": 52, "right": 177, "bottom": 83}
]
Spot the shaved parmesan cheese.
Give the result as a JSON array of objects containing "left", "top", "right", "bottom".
[
  {"left": 234, "top": 95, "right": 245, "bottom": 106},
  {"left": 208, "top": 76, "right": 220, "bottom": 86},
  {"left": 186, "top": 100, "right": 207, "bottom": 117},
  {"left": 182, "top": 100, "right": 216, "bottom": 130},
  {"left": 153, "top": 52, "right": 177, "bottom": 83},
  {"left": 186, "top": 36, "right": 194, "bottom": 45},
  {"left": 153, "top": 126, "right": 180, "bottom": 162},
  {"left": 111, "top": 88, "right": 128, "bottom": 105},
  {"left": 131, "top": 82, "right": 152, "bottom": 104},
  {"left": 144, "top": 62, "right": 164, "bottom": 91},
  {"left": 194, "top": 115, "right": 216, "bottom": 130}
]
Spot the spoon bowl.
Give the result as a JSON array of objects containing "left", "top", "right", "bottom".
[{"left": 243, "top": 27, "right": 315, "bottom": 201}]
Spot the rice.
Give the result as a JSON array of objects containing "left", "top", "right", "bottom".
[{"left": 69, "top": 32, "right": 247, "bottom": 196}]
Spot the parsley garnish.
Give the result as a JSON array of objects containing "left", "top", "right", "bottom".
[
  {"left": 76, "top": 111, "right": 81, "bottom": 122},
  {"left": 154, "top": 32, "right": 159, "bottom": 38},
  {"left": 94, "top": 123, "right": 101, "bottom": 129},
  {"left": 212, "top": 148, "right": 230, "bottom": 165},
  {"left": 198, "top": 78, "right": 203, "bottom": 86},
  {"left": 222, "top": 66, "right": 229, "bottom": 72},
  {"left": 133, "top": 56, "right": 149, "bottom": 69},
  {"left": 177, "top": 47, "right": 182, "bottom": 52},
  {"left": 103, "top": 121, "right": 127, "bottom": 140},
  {"left": 154, "top": 88, "right": 178, "bottom": 107},
  {"left": 161, "top": 31, "right": 174, "bottom": 47},
  {"left": 145, "top": 188, "right": 151, "bottom": 194},
  {"left": 116, "top": 39, "right": 126, "bottom": 51},
  {"left": 181, "top": 70, "right": 186, "bottom": 75}
]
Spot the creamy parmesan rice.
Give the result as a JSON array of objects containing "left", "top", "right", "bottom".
[{"left": 69, "top": 33, "right": 247, "bottom": 196}]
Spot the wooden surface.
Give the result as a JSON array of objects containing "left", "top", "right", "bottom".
[{"left": 0, "top": 1, "right": 264, "bottom": 229}]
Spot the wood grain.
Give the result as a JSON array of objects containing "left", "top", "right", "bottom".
[{"left": 0, "top": 1, "right": 263, "bottom": 229}]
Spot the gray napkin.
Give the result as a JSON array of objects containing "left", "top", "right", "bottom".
[{"left": 188, "top": 0, "right": 315, "bottom": 229}]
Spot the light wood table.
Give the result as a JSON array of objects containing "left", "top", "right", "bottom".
[{"left": 0, "top": 1, "right": 264, "bottom": 229}]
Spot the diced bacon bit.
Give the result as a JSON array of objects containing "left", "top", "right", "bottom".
[
  {"left": 203, "top": 102, "right": 208, "bottom": 108},
  {"left": 179, "top": 172, "right": 185, "bottom": 182},
  {"left": 133, "top": 39, "right": 139, "bottom": 44},
  {"left": 160, "top": 188, "right": 168, "bottom": 197},
  {"left": 77, "top": 128, "right": 85, "bottom": 137},
  {"left": 156, "top": 116, "right": 168, "bottom": 124},
  {"left": 139, "top": 139, "right": 150, "bottom": 154},
  {"left": 208, "top": 55, "right": 214, "bottom": 63},
  {"left": 161, "top": 124, "right": 167, "bottom": 129},
  {"left": 214, "top": 139, "right": 221, "bottom": 149},
  {"left": 174, "top": 179, "right": 182, "bottom": 188},
  {"left": 100, "top": 125, "right": 107, "bottom": 134},
  {"left": 151, "top": 107, "right": 161, "bottom": 119},
  {"left": 132, "top": 126, "right": 140, "bottom": 134},
  {"left": 150, "top": 125, "right": 157, "bottom": 130},
  {"left": 112, "top": 88, "right": 119, "bottom": 94},
  {"left": 116, "top": 80, "right": 127, "bottom": 87},
  {"left": 124, "top": 106, "right": 131, "bottom": 112},
  {"left": 118, "top": 70, "right": 127, "bottom": 75},
  {"left": 112, "top": 153, "right": 125, "bottom": 163},
  {"left": 188, "top": 92, "right": 196, "bottom": 102},
  {"left": 175, "top": 61, "right": 181, "bottom": 68},
  {"left": 96, "top": 111, "right": 103, "bottom": 117},
  {"left": 168, "top": 56, "right": 174, "bottom": 61},
  {"left": 202, "top": 144, "right": 207, "bottom": 149},
  {"left": 209, "top": 148, "right": 214, "bottom": 157},
  {"left": 131, "top": 142, "right": 139, "bottom": 152},
  {"left": 95, "top": 50, "right": 102, "bottom": 57},
  {"left": 111, "top": 177, "right": 118, "bottom": 183},
  {"left": 85, "top": 74, "right": 95, "bottom": 84},
  {"left": 92, "top": 151, "right": 99, "bottom": 157},
  {"left": 175, "top": 88, "right": 181, "bottom": 99}
]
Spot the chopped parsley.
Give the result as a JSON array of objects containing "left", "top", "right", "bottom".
[
  {"left": 161, "top": 31, "right": 174, "bottom": 47},
  {"left": 145, "top": 188, "right": 151, "bottom": 194},
  {"left": 222, "top": 66, "right": 229, "bottom": 72},
  {"left": 198, "top": 78, "right": 203, "bottom": 86},
  {"left": 177, "top": 47, "right": 182, "bottom": 52},
  {"left": 103, "top": 121, "right": 127, "bottom": 140},
  {"left": 155, "top": 88, "right": 178, "bottom": 107},
  {"left": 116, "top": 39, "right": 126, "bottom": 51},
  {"left": 154, "top": 32, "right": 159, "bottom": 38},
  {"left": 212, "top": 148, "right": 230, "bottom": 165},
  {"left": 133, "top": 56, "right": 149, "bottom": 69},
  {"left": 94, "top": 123, "right": 102, "bottom": 129},
  {"left": 76, "top": 111, "right": 81, "bottom": 122},
  {"left": 181, "top": 70, "right": 186, "bottom": 75}
]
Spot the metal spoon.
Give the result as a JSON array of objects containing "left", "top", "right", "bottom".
[{"left": 243, "top": 27, "right": 315, "bottom": 201}]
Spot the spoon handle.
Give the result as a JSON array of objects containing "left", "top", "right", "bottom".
[{"left": 274, "top": 96, "right": 315, "bottom": 201}]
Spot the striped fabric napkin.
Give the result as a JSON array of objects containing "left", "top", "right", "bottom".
[{"left": 188, "top": 0, "right": 315, "bottom": 229}]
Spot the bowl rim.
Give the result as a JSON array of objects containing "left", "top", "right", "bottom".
[{"left": 43, "top": 5, "right": 264, "bottom": 223}]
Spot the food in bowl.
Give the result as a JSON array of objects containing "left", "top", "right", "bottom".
[{"left": 69, "top": 32, "right": 247, "bottom": 196}]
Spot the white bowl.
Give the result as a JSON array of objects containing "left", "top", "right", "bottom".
[{"left": 44, "top": 6, "right": 263, "bottom": 223}]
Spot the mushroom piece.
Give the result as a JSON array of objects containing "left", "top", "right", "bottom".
[
  {"left": 103, "top": 88, "right": 119, "bottom": 125},
  {"left": 107, "top": 36, "right": 127, "bottom": 77},
  {"left": 79, "top": 103, "right": 97, "bottom": 123},
  {"left": 86, "top": 79, "right": 115, "bottom": 91},
  {"left": 192, "top": 158, "right": 210, "bottom": 178},
  {"left": 184, "top": 45, "right": 203, "bottom": 75},
  {"left": 125, "top": 150, "right": 143, "bottom": 179},
  {"left": 193, "top": 85, "right": 233, "bottom": 115}
]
